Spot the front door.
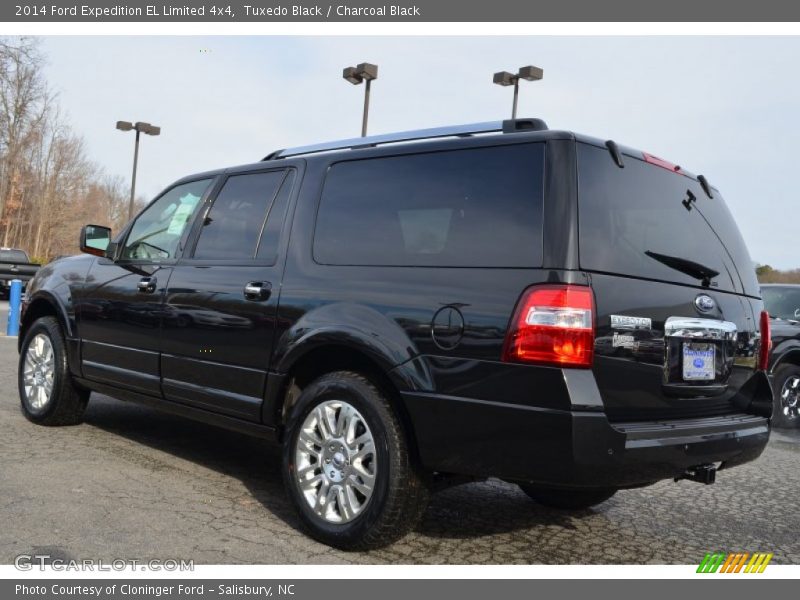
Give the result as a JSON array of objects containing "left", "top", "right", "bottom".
[
  {"left": 77, "top": 178, "right": 215, "bottom": 395},
  {"left": 160, "top": 168, "right": 296, "bottom": 421}
]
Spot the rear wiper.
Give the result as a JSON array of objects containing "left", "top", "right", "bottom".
[{"left": 644, "top": 250, "right": 719, "bottom": 287}]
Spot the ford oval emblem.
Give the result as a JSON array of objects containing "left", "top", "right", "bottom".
[{"left": 695, "top": 294, "right": 715, "bottom": 312}]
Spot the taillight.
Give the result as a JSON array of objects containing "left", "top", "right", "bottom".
[
  {"left": 758, "top": 310, "right": 771, "bottom": 371},
  {"left": 502, "top": 284, "right": 595, "bottom": 368}
]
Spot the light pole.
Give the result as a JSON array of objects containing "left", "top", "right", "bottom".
[
  {"left": 492, "top": 65, "right": 543, "bottom": 119},
  {"left": 342, "top": 63, "right": 378, "bottom": 137},
  {"left": 116, "top": 120, "right": 161, "bottom": 220}
]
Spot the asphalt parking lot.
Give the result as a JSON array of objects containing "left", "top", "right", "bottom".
[{"left": 1, "top": 301, "right": 799, "bottom": 565}]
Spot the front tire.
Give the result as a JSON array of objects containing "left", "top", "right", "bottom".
[
  {"left": 771, "top": 364, "right": 800, "bottom": 428},
  {"left": 18, "top": 316, "right": 89, "bottom": 426},
  {"left": 519, "top": 484, "right": 617, "bottom": 510},
  {"left": 282, "top": 371, "right": 429, "bottom": 550}
]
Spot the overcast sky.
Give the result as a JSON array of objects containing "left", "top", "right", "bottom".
[{"left": 41, "top": 36, "right": 797, "bottom": 269}]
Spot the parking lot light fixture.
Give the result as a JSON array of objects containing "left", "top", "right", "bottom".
[
  {"left": 117, "top": 120, "right": 161, "bottom": 220},
  {"left": 342, "top": 62, "right": 378, "bottom": 137},
  {"left": 493, "top": 65, "right": 543, "bottom": 119}
]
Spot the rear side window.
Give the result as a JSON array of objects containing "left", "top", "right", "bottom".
[
  {"left": 193, "top": 170, "right": 288, "bottom": 261},
  {"left": 577, "top": 143, "right": 758, "bottom": 295},
  {"left": 256, "top": 171, "right": 295, "bottom": 263},
  {"left": 314, "top": 144, "right": 545, "bottom": 267}
]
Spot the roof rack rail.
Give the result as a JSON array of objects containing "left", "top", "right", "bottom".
[{"left": 263, "top": 118, "right": 548, "bottom": 160}]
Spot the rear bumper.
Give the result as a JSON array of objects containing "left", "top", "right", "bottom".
[{"left": 401, "top": 395, "right": 769, "bottom": 488}]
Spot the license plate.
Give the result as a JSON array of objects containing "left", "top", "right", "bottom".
[{"left": 682, "top": 343, "right": 715, "bottom": 381}]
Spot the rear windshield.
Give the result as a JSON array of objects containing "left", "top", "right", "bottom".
[
  {"left": 0, "top": 249, "right": 29, "bottom": 263},
  {"left": 577, "top": 143, "right": 758, "bottom": 296},
  {"left": 314, "top": 143, "right": 545, "bottom": 267}
]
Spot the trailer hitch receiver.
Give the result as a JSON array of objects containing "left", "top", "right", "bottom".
[{"left": 676, "top": 463, "right": 717, "bottom": 485}]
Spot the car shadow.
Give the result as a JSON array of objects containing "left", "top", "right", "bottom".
[{"left": 83, "top": 394, "right": 599, "bottom": 543}]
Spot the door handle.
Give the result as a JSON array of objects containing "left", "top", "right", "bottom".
[
  {"left": 137, "top": 276, "right": 157, "bottom": 294},
  {"left": 244, "top": 281, "right": 271, "bottom": 301}
]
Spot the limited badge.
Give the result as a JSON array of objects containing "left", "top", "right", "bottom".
[{"left": 612, "top": 332, "right": 635, "bottom": 349}]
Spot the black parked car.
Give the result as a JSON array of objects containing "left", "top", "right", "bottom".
[
  {"left": 0, "top": 247, "right": 39, "bottom": 298},
  {"left": 761, "top": 284, "right": 800, "bottom": 428},
  {"left": 16, "top": 119, "right": 773, "bottom": 550}
]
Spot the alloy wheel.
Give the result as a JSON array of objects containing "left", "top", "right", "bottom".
[
  {"left": 294, "top": 400, "right": 377, "bottom": 524},
  {"left": 780, "top": 375, "right": 800, "bottom": 421},
  {"left": 22, "top": 333, "right": 55, "bottom": 411}
]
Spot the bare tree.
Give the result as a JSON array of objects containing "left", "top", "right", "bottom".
[
  {"left": 0, "top": 36, "right": 146, "bottom": 262},
  {"left": 0, "top": 37, "right": 50, "bottom": 234}
]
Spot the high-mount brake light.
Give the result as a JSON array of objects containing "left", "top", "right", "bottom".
[
  {"left": 643, "top": 152, "right": 682, "bottom": 174},
  {"left": 502, "top": 284, "right": 595, "bottom": 368},
  {"left": 759, "top": 310, "right": 771, "bottom": 371}
]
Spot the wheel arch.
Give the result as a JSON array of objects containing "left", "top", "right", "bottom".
[
  {"left": 266, "top": 341, "right": 426, "bottom": 466},
  {"left": 18, "top": 292, "right": 72, "bottom": 350},
  {"left": 770, "top": 348, "right": 800, "bottom": 375}
]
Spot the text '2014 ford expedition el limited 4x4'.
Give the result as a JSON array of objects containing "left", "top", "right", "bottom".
[{"left": 17, "top": 119, "right": 773, "bottom": 550}]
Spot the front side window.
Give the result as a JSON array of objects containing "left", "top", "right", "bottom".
[
  {"left": 122, "top": 179, "right": 212, "bottom": 261},
  {"left": 762, "top": 286, "right": 800, "bottom": 321}
]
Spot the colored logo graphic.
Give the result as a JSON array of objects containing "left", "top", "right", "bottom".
[{"left": 697, "top": 552, "right": 773, "bottom": 573}]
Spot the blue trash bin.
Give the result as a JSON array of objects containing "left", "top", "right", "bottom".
[{"left": 6, "top": 279, "right": 22, "bottom": 336}]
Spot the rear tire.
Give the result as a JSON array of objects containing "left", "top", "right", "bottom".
[
  {"left": 771, "top": 364, "right": 800, "bottom": 428},
  {"left": 282, "top": 371, "right": 429, "bottom": 550},
  {"left": 519, "top": 484, "right": 617, "bottom": 510},
  {"left": 18, "top": 316, "right": 89, "bottom": 426}
]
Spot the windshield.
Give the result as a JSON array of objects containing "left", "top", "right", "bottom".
[{"left": 761, "top": 286, "right": 800, "bottom": 321}]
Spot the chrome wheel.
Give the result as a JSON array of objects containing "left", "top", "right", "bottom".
[
  {"left": 294, "top": 400, "right": 377, "bottom": 524},
  {"left": 780, "top": 375, "right": 800, "bottom": 421},
  {"left": 22, "top": 333, "right": 55, "bottom": 411}
]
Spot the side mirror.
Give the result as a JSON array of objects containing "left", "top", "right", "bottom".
[{"left": 80, "top": 224, "right": 112, "bottom": 258}]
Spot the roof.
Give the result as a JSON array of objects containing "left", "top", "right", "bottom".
[{"left": 170, "top": 117, "right": 716, "bottom": 193}]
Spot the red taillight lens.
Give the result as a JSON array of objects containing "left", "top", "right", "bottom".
[
  {"left": 502, "top": 284, "right": 595, "bottom": 368},
  {"left": 759, "top": 310, "right": 771, "bottom": 371}
]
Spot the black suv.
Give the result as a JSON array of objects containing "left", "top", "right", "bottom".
[
  {"left": 17, "top": 119, "right": 773, "bottom": 550},
  {"left": 761, "top": 284, "right": 800, "bottom": 427}
]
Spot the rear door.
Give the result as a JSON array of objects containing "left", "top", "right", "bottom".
[
  {"left": 577, "top": 142, "right": 761, "bottom": 421},
  {"left": 160, "top": 167, "right": 296, "bottom": 421}
]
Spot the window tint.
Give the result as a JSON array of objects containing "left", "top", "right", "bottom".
[
  {"left": 314, "top": 144, "right": 544, "bottom": 267},
  {"left": 193, "top": 171, "right": 286, "bottom": 261},
  {"left": 255, "top": 171, "right": 294, "bottom": 263},
  {"left": 122, "top": 179, "right": 212, "bottom": 261},
  {"left": 577, "top": 143, "right": 758, "bottom": 295}
]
